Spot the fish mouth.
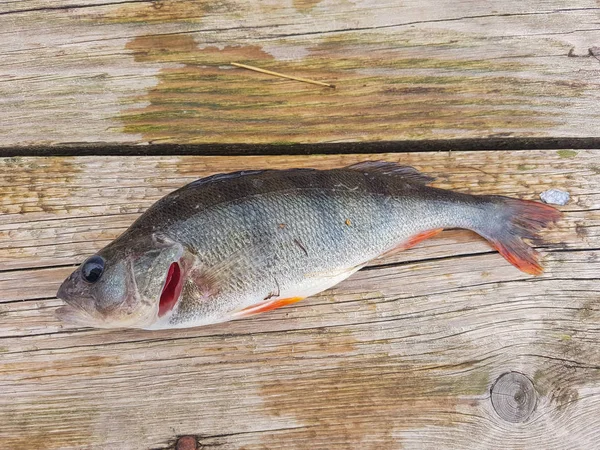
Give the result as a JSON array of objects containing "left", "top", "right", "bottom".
[
  {"left": 56, "top": 280, "right": 102, "bottom": 327},
  {"left": 56, "top": 280, "right": 71, "bottom": 305},
  {"left": 55, "top": 304, "right": 97, "bottom": 327}
]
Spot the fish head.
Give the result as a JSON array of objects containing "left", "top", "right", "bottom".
[{"left": 56, "top": 233, "right": 186, "bottom": 329}]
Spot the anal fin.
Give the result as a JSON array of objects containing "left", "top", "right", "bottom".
[{"left": 383, "top": 228, "right": 444, "bottom": 256}]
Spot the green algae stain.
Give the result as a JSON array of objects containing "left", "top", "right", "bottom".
[
  {"left": 557, "top": 150, "right": 578, "bottom": 159},
  {"left": 114, "top": 24, "right": 587, "bottom": 144}
]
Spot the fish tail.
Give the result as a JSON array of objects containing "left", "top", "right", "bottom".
[{"left": 474, "top": 197, "right": 561, "bottom": 275}]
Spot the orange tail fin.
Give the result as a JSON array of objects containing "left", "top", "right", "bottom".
[{"left": 479, "top": 197, "right": 561, "bottom": 275}]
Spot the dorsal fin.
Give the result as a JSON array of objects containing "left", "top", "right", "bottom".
[
  {"left": 188, "top": 169, "right": 267, "bottom": 188},
  {"left": 345, "top": 161, "right": 434, "bottom": 184}
]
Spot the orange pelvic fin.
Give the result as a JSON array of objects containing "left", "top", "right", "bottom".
[
  {"left": 384, "top": 228, "right": 444, "bottom": 256},
  {"left": 234, "top": 297, "right": 305, "bottom": 318}
]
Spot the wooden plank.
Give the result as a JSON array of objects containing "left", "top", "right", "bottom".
[
  {"left": 1, "top": 1, "right": 600, "bottom": 146},
  {"left": 0, "top": 151, "right": 598, "bottom": 449}
]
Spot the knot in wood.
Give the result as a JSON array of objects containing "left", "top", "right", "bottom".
[{"left": 491, "top": 372, "right": 536, "bottom": 423}]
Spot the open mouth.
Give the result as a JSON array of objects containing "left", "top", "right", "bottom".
[{"left": 158, "top": 262, "right": 183, "bottom": 317}]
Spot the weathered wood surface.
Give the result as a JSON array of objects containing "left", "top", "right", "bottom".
[
  {"left": 0, "top": 151, "right": 598, "bottom": 449},
  {"left": 1, "top": 1, "right": 600, "bottom": 146}
]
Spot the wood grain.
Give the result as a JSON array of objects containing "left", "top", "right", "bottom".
[
  {"left": 0, "top": 151, "right": 598, "bottom": 449},
  {"left": 1, "top": 1, "right": 600, "bottom": 146}
]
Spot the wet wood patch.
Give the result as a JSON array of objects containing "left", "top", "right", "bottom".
[{"left": 120, "top": 33, "right": 568, "bottom": 144}]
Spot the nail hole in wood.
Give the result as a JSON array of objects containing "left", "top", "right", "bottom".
[{"left": 176, "top": 435, "right": 197, "bottom": 450}]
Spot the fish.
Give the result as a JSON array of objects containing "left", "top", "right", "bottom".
[{"left": 56, "top": 161, "right": 561, "bottom": 330}]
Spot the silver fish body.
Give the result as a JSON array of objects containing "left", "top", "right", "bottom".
[{"left": 56, "top": 162, "right": 560, "bottom": 329}]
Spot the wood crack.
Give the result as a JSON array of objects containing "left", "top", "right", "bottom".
[
  {"left": 260, "top": 8, "right": 600, "bottom": 40},
  {"left": 4, "top": 139, "right": 600, "bottom": 157},
  {"left": 0, "top": 0, "right": 152, "bottom": 16}
]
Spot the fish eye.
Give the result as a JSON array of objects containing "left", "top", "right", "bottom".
[{"left": 81, "top": 255, "right": 105, "bottom": 283}]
